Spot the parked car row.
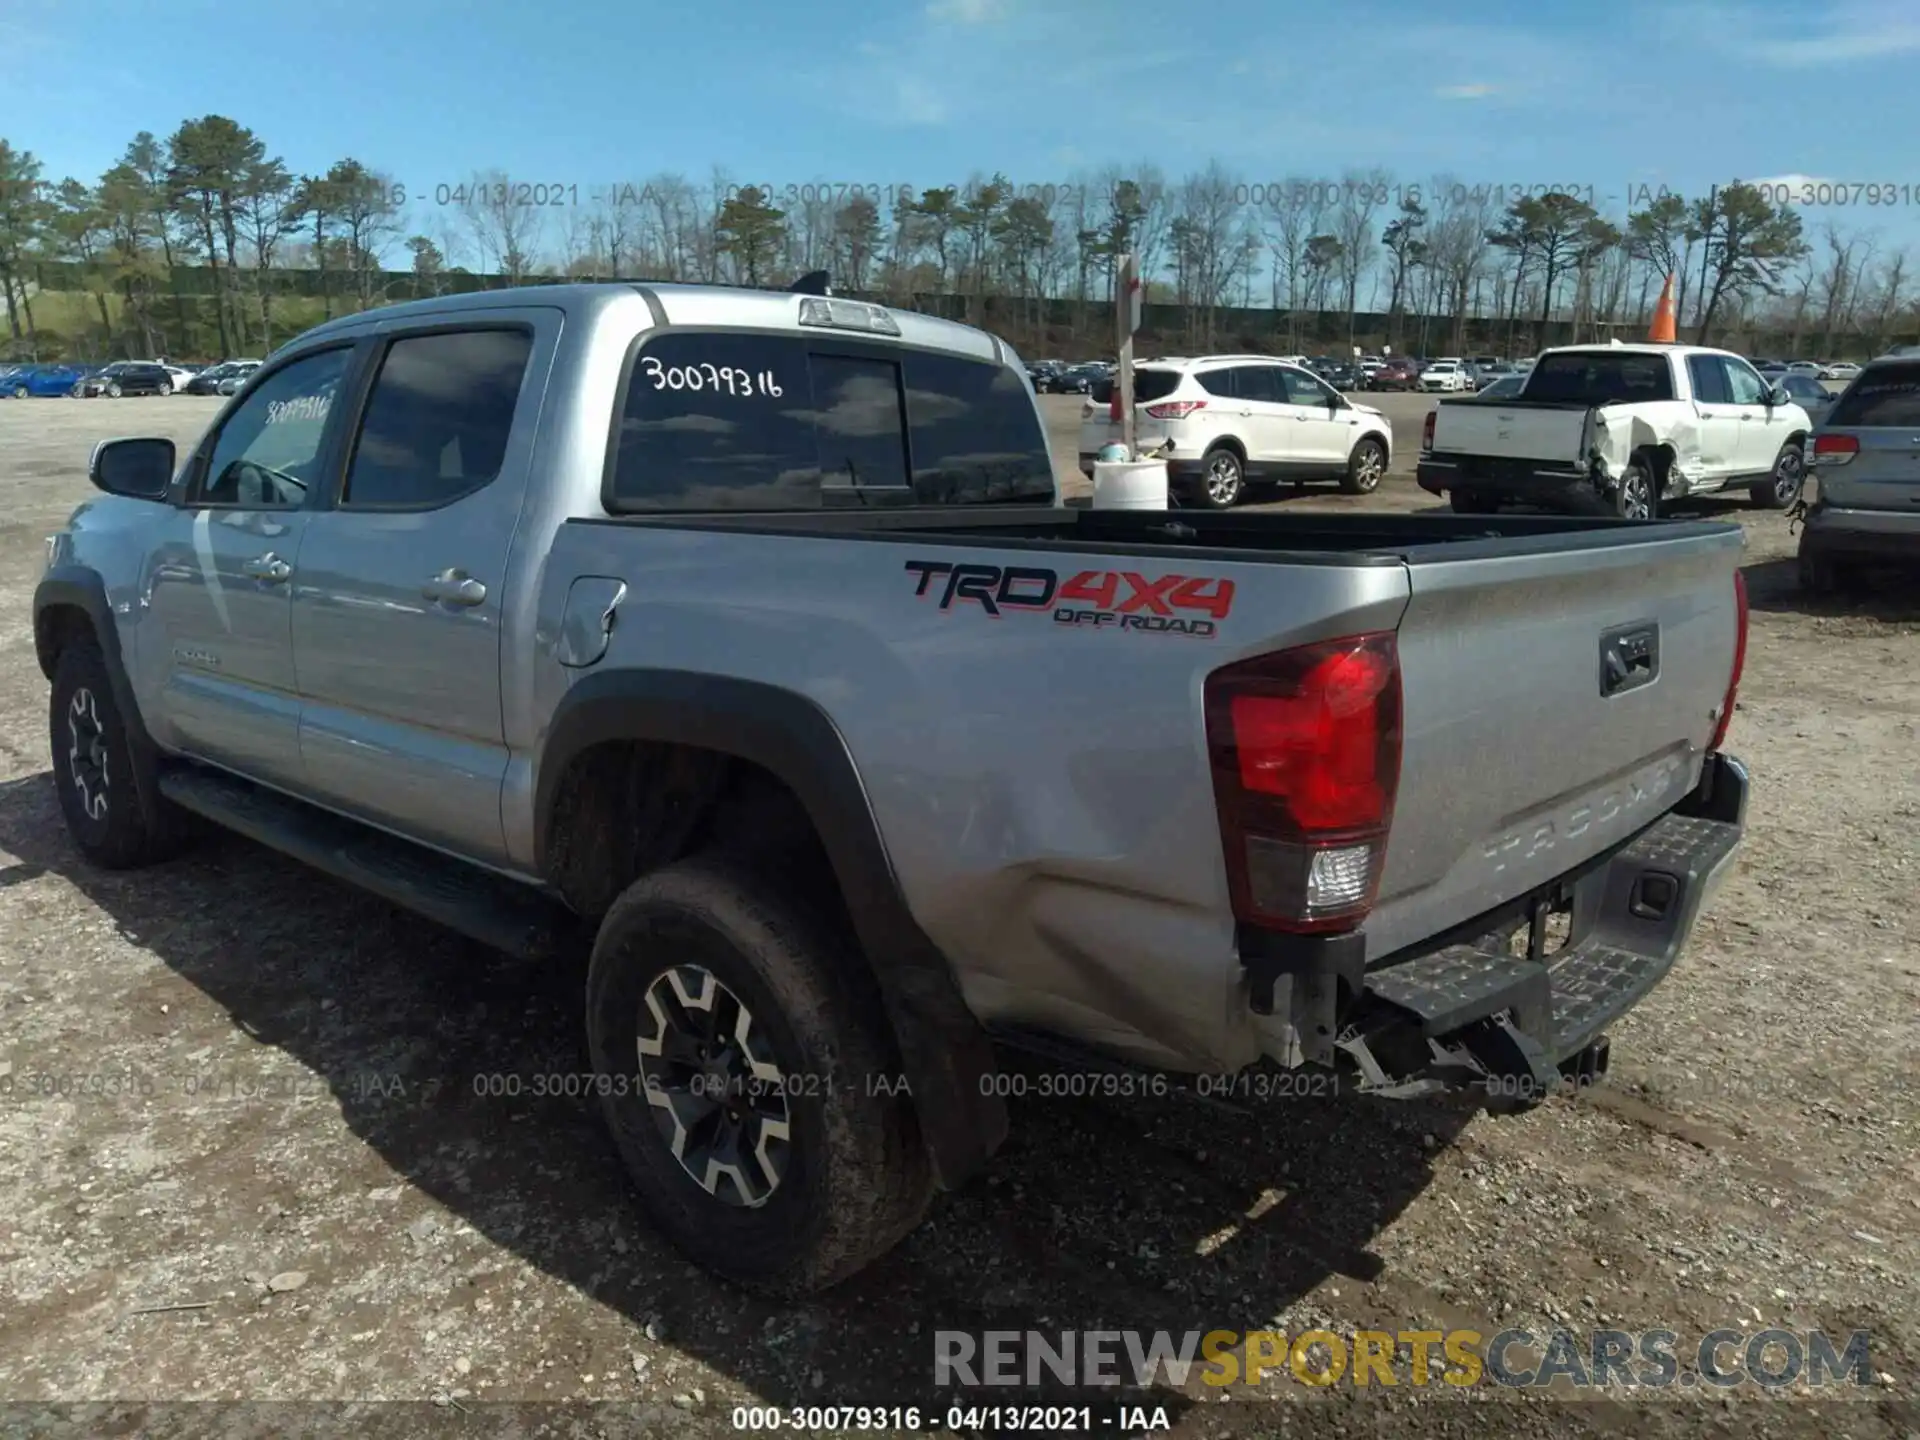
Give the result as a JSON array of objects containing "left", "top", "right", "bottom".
[
  {"left": 0, "top": 358, "right": 261, "bottom": 398},
  {"left": 1753, "top": 358, "right": 1861, "bottom": 381}
]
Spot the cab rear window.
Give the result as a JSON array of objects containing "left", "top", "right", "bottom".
[
  {"left": 607, "top": 332, "right": 1055, "bottom": 510},
  {"left": 1526, "top": 352, "right": 1677, "bottom": 403},
  {"left": 1824, "top": 363, "right": 1920, "bottom": 428}
]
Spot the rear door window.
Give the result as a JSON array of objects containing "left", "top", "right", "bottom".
[{"left": 1825, "top": 363, "right": 1920, "bottom": 427}]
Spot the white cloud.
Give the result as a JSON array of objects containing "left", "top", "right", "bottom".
[
  {"left": 1744, "top": 173, "right": 1838, "bottom": 191},
  {"left": 1436, "top": 83, "right": 1495, "bottom": 99}
]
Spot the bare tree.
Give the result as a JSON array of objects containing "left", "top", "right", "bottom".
[
  {"left": 1332, "top": 168, "right": 1389, "bottom": 344},
  {"left": 1263, "top": 176, "right": 1332, "bottom": 349},
  {"left": 460, "top": 169, "right": 541, "bottom": 284}
]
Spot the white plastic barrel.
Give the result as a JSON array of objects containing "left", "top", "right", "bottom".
[{"left": 1090, "top": 459, "right": 1170, "bottom": 510}]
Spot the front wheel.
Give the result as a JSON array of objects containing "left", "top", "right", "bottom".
[
  {"left": 585, "top": 857, "right": 933, "bottom": 1295},
  {"left": 1195, "top": 446, "right": 1245, "bottom": 509},
  {"left": 1342, "top": 437, "right": 1386, "bottom": 494},
  {"left": 10, "top": 385, "right": 24, "bottom": 399},
  {"left": 49, "top": 639, "right": 185, "bottom": 869},
  {"left": 106, "top": 383, "right": 122, "bottom": 398},
  {"left": 1750, "top": 442, "right": 1805, "bottom": 509}
]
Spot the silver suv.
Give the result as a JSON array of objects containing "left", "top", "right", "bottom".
[{"left": 1801, "top": 354, "right": 1920, "bottom": 594}]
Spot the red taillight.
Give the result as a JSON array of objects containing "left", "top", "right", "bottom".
[
  {"left": 1109, "top": 393, "right": 1123, "bottom": 422},
  {"left": 1421, "top": 410, "right": 1436, "bottom": 452},
  {"left": 1810, "top": 432, "right": 1857, "bottom": 466},
  {"left": 1707, "top": 570, "right": 1748, "bottom": 752},
  {"left": 1205, "top": 633, "right": 1403, "bottom": 933},
  {"left": 1145, "top": 399, "right": 1206, "bottom": 419}
]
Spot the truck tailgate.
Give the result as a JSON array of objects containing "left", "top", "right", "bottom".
[
  {"left": 1432, "top": 400, "right": 1588, "bottom": 463},
  {"left": 1365, "top": 524, "right": 1744, "bottom": 960}
]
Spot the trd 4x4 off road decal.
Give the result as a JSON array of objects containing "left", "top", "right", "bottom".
[{"left": 903, "top": 560, "right": 1234, "bottom": 637}]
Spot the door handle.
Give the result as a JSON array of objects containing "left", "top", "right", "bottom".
[
  {"left": 242, "top": 554, "right": 292, "bottom": 584},
  {"left": 422, "top": 569, "right": 487, "bottom": 607}
]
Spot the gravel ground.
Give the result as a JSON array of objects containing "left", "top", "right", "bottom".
[{"left": 0, "top": 393, "right": 1914, "bottom": 1438}]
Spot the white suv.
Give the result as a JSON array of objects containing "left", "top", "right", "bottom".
[
  {"left": 1076, "top": 354, "right": 1394, "bottom": 508},
  {"left": 1418, "top": 358, "right": 1472, "bottom": 393}
]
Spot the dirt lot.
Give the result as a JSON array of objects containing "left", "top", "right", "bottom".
[{"left": 0, "top": 393, "right": 1915, "bottom": 1438}]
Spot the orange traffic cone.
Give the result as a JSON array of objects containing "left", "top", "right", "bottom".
[{"left": 1649, "top": 273, "right": 1676, "bottom": 343}]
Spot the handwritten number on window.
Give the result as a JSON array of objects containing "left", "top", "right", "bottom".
[{"left": 640, "top": 355, "right": 782, "bottom": 398}]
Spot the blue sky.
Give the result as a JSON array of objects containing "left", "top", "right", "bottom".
[{"left": 5, "top": 0, "right": 1919, "bottom": 243}]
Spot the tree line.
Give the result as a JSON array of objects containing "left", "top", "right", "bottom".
[{"left": 1, "top": 117, "right": 1913, "bottom": 363}]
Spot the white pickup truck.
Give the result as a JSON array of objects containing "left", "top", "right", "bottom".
[{"left": 1417, "top": 342, "right": 1814, "bottom": 520}]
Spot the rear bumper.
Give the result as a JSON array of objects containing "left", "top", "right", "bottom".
[
  {"left": 1800, "top": 501, "right": 1920, "bottom": 559},
  {"left": 1252, "top": 751, "right": 1748, "bottom": 1097},
  {"left": 1417, "top": 455, "right": 1597, "bottom": 507}
]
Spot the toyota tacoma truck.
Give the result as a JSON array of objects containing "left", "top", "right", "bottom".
[
  {"left": 37, "top": 283, "right": 1751, "bottom": 1296},
  {"left": 1418, "top": 341, "right": 1813, "bottom": 520}
]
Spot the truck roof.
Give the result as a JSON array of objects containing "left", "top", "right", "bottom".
[
  {"left": 288, "top": 281, "right": 1006, "bottom": 366},
  {"left": 1549, "top": 341, "right": 1740, "bottom": 361}
]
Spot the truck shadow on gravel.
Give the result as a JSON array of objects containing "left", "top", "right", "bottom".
[
  {"left": 0, "top": 770, "right": 1475, "bottom": 1418},
  {"left": 1740, "top": 556, "right": 1920, "bottom": 622}
]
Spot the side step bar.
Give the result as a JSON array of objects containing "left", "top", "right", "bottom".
[{"left": 157, "top": 766, "right": 576, "bottom": 962}]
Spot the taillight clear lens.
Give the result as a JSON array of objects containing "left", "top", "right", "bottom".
[
  {"left": 1205, "top": 633, "right": 1403, "bottom": 932},
  {"left": 1810, "top": 433, "right": 1857, "bottom": 466},
  {"left": 1421, "top": 411, "right": 1436, "bottom": 451},
  {"left": 1145, "top": 400, "right": 1205, "bottom": 419}
]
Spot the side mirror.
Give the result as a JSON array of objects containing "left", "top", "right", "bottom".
[
  {"left": 1766, "top": 386, "right": 1790, "bottom": 407},
  {"left": 1329, "top": 392, "right": 1348, "bottom": 409},
  {"left": 88, "top": 437, "right": 175, "bottom": 500}
]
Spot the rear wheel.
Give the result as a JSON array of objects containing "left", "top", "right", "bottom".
[
  {"left": 1750, "top": 442, "right": 1805, "bottom": 509},
  {"left": 1195, "top": 446, "right": 1245, "bottom": 509},
  {"left": 1612, "top": 459, "right": 1658, "bottom": 521},
  {"left": 585, "top": 857, "right": 932, "bottom": 1295},
  {"left": 157, "top": 381, "right": 172, "bottom": 397},
  {"left": 1342, "top": 437, "right": 1386, "bottom": 494},
  {"left": 1450, "top": 488, "right": 1498, "bottom": 514}
]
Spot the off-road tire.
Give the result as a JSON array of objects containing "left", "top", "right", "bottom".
[
  {"left": 49, "top": 638, "right": 184, "bottom": 869},
  {"left": 585, "top": 856, "right": 933, "bottom": 1295},
  {"left": 1341, "top": 437, "right": 1387, "bottom": 494}
]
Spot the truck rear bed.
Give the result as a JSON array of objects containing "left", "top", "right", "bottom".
[{"left": 554, "top": 504, "right": 1746, "bottom": 1077}]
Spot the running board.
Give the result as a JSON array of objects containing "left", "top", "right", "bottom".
[{"left": 157, "top": 766, "right": 575, "bottom": 962}]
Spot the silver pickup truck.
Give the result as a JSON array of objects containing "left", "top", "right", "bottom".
[{"left": 36, "top": 283, "right": 1751, "bottom": 1295}]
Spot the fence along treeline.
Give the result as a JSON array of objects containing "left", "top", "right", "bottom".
[{"left": 1, "top": 119, "right": 1916, "bottom": 362}]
